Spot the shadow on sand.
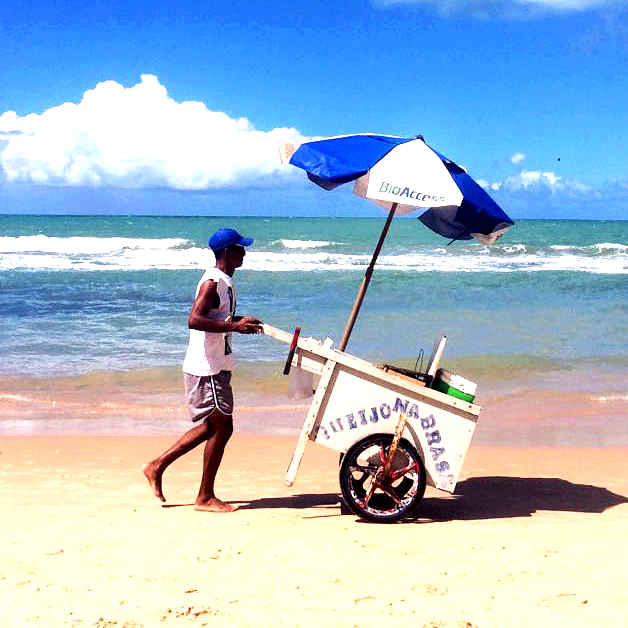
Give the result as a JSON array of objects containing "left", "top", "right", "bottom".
[
  {"left": 415, "top": 476, "right": 628, "bottom": 522},
  {"left": 233, "top": 476, "right": 628, "bottom": 523},
  {"left": 160, "top": 493, "right": 341, "bottom": 511}
]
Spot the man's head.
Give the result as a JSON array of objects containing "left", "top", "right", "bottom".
[
  {"left": 208, "top": 229, "right": 254, "bottom": 273},
  {"left": 208, "top": 228, "right": 254, "bottom": 259}
]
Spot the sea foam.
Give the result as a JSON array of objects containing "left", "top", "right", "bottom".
[
  {"left": 276, "top": 238, "right": 337, "bottom": 249},
  {"left": 1, "top": 235, "right": 626, "bottom": 274}
]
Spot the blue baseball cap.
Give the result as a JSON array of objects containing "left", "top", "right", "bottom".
[{"left": 208, "top": 228, "right": 254, "bottom": 253}]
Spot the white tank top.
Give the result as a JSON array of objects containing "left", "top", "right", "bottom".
[{"left": 182, "top": 268, "right": 236, "bottom": 376}]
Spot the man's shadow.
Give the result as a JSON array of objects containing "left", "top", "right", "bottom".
[
  {"left": 234, "top": 493, "right": 341, "bottom": 511},
  {"left": 234, "top": 476, "right": 628, "bottom": 522}
]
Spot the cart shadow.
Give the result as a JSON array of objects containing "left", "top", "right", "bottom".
[{"left": 412, "top": 476, "right": 628, "bottom": 522}]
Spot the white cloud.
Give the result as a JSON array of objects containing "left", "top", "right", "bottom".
[
  {"left": 523, "top": 0, "right": 619, "bottom": 9},
  {"left": 374, "top": 0, "right": 624, "bottom": 19},
  {"left": 484, "top": 169, "right": 592, "bottom": 194},
  {"left": 510, "top": 152, "right": 526, "bottom": 165},
  {"left": 475, "top": 169, "right": 628, "bottom": 218},
  {"left": 476, "top": 178, "right": 502, "bottom": 191},
  {"left": 0, "top": 75, "right": 304, "bottom": 190},
  {"left": 505, "top": 169, "right": 592, "bottom": 193},
  {"left": 488, "top": 170, "right": 628, "bottom": 218}
]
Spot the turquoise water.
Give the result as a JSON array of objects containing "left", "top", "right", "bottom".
[{"left": 1, "top": 215, "right": 626, "bottom": 380}]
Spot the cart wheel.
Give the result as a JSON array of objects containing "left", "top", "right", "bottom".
[{"left": 339, "top": 434, "right": 426, "bottom": 523}]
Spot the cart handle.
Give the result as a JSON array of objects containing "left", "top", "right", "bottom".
[{"left": 282, "top": 326, "right": 301, "bottom": 375}]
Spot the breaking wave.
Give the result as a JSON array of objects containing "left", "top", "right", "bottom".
[{"left": 1, "top": 234, "right": 626, "bottom": 274}]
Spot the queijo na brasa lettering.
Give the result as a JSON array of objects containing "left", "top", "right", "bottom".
[
  {"left": 377, "top": 181, "right": 446, "bottom": 204},
  {"left": 314, "top": 396, "right": 451, "bottom": 475}
]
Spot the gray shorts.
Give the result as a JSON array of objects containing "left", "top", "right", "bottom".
[{"left": 184, "top": 371, "right": 234, "bottom": 422}]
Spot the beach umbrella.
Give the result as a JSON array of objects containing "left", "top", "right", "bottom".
[{"left": 279, "top": 133, "right": 514, "bottom": 350}]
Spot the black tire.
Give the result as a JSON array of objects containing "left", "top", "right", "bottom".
[{"left": 339, "top": 434, "right": 426, "bottom": 523}]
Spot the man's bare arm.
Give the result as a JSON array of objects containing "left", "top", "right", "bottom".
[{"left": 188, "top": 280, "right": 262, "bottom": 334}]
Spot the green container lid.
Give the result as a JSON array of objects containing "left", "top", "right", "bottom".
[{"left": 433, "top": 377, "right": 475, "bottom": 403}]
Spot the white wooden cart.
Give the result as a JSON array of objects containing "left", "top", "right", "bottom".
[{"left": 263, "top": 324, "right": 480, "bottom": 522}]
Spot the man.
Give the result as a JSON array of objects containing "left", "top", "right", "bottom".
[{"left": 143, "top": 228, "right": 262, "bottom": 512}]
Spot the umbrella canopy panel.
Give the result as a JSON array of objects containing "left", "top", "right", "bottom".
[
  {"left": 289, "top": 134, "right": 412, "bottom": 190},
  {"left": 354, "top": 139, "right": 464, "bottom": 214}
]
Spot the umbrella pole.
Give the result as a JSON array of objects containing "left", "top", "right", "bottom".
[{"left": 338, "top": 202, "right": 398, "bottom": 352}]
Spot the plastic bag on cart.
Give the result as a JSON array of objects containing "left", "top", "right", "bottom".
[
  {"left": 288, "top": 367, "right": 314, "bottom": 399},
  {"left": 366, "top": 449, "right": 408, "bottom": 472}
]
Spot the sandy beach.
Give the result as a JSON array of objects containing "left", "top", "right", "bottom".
[{"left": 2, "top": 431, "right": 627, "bottom": 628}]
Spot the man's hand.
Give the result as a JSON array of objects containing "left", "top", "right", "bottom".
[{"left": 233, "top": 316, "right": 263, "bottom": 334}]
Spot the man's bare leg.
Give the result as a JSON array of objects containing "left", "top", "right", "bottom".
[
  {"left": 194, "top": 410, "right": 237, "bottom": 512},
  {"left": 143, "top": 420, "right": 212, "bottom": 502}
]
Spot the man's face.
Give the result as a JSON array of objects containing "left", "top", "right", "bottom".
[{"left": 225, "top": 244, "right": 246, "bottom": 267}]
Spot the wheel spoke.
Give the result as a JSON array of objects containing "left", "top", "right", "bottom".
[
  {"left": 374, "top": 481, "right": 403, "bottom": 505},
  {"left": 378, "top": 444, "right": 387, "bottom": 465},
  {"left": 348, "top": 463, "right": 378, "bottom": 478},
  {"left": 348, "top": 463, "right": 377, "bottom": 501},
  {"left": 358, "top": 479, "right": 377, "bottom": 509},
  {"left": 388, "top": 461, "right": 419, "bottom": 483}
]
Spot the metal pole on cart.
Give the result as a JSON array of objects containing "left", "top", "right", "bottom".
[{"left": 337, "top": 202, "right": 398, "bottom": 352}]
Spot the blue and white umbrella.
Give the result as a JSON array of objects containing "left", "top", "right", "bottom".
[
  {"left": 279, "top": 133, "right": 515, "bottom": 350},
  {"left": 281, "top": 133, "right": 514, "bottom": 244}
]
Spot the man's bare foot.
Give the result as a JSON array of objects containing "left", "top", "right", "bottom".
[
  {"left": 142, "top": 462, "right": 166, "bottom": 502},
  {"left": 194, "top": 498, "right": 238, "bottom": 513}
]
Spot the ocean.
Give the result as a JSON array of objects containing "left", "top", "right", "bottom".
[{"left": 1, "top": 214, "right": 627, "bottom": 441}]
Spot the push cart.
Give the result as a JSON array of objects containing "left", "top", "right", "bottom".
[{"left": 263, "top": 324, "right": 480, "bottom": 523}]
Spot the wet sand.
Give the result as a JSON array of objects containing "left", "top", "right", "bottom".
[{"left": 1, "top": 365, "right": 626, "bottom": 446}]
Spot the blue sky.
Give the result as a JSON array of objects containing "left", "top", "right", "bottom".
[{"left": 1, "top": 0, "right": 627, "bottom": 219}]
